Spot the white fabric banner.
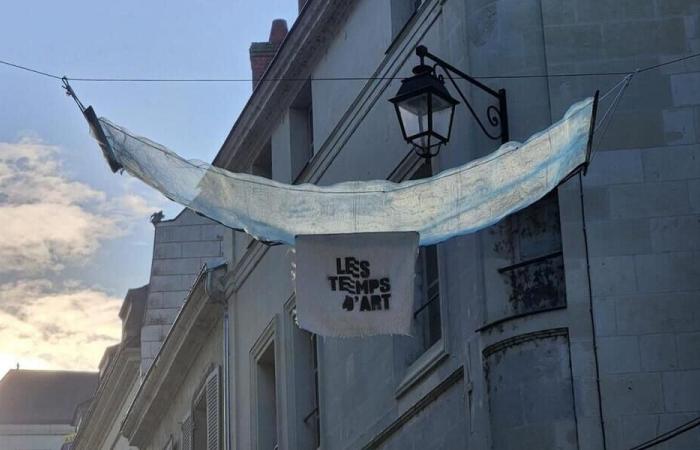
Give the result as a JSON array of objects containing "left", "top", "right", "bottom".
[
  {"left": 84, "top": 97, "right": 597, "bottom": 246},
  {"left": 294, "top": 232, "right": 419, "bottom": 337}
]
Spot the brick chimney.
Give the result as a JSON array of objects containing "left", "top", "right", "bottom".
[{"left": 249, "top": 19, "right": 289, "bottom": 89}]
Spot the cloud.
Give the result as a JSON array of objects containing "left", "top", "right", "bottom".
[
  {"left": 0, "top": 138, "right": 163, "bottom": 273},
  {"left": 0, "top": 136, "right": 170, "bottom": 377},
  {"left": 0, "top": 279, "right": 122, "bottom": 376}
]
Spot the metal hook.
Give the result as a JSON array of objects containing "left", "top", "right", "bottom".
[{"left": 61, "top": 77, "right": 86, "bottom": 112}]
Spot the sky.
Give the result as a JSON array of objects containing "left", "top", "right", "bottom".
[{"left": 0, "top": 0, "right": 298, "bottom": 378}]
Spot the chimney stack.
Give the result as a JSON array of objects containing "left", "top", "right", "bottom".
[{"left": 249, "top": 19, "right": 289, "bottom": 89}]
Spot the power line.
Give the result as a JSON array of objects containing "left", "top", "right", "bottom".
[
  {"left": 1, "top": 51, "right": 699, "bottom": 83},
  {"left": 0, "top": 59, "right": 62, "bottom": 80}
]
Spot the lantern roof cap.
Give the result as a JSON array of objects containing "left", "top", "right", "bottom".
[{"left": 389, "top": 68, "right": 459, "bottom": 106}]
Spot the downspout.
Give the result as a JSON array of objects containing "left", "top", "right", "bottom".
[
  {"left": 222, "top": 304, "right": 231, "bottom": 450},
  {"left": 205, "top": 261, "right": 231, "bottom": 450}
]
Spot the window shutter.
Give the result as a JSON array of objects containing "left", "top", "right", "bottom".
[
  {"left": 206, "top": 366, "right": 221, "bottom": 450},
  {"left": 181, "top": 415, "right": 193, "bottom": 450}
]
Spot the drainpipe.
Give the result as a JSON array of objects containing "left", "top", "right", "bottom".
[
  {"left": 205, "top": 261, "right": 231, "bottom": 450},
  {"left": 222, "top": 305, "right": 231, "bottom": 450}
]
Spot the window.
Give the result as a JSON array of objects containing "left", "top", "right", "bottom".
[
  {"left": 183, "top": 367, "right": 221, "bottom": 450},
  {"left": 252, "top": 141, "right": 272, "bottom": 179},
  {"left": 482, "top": 191, "right": 566, "bottom": 325},
  {"left": 182, "top": 415, "right": 193, "bottom": 450},
  {"left": 251, "top": 321, "right": 279, "bottom": 450},
  {"left": 407, "top": 161, "right": 442, "bottom": 365},
  {"left": 257, "top": 343, "right": 277, "bottom": 449},
  {"left": 394, "top": 160, "right": 446, "bottom": 386},
  {"left": 193, "top": 392, "right": 207, "bottom": 450},
  {"left": 290, "top": 80, "right": 314, "bottom": 182},
  {"left": 301, "top": 332, "right": 320, "bottom": 448},
  {"left": 414, "top": 244, "right": 442, "bottom": 352},
  {"left": 287, "top": 302, "right": 321, "bottom": 449}
]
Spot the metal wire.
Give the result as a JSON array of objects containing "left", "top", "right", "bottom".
[{"left": 1, "top": 51, "right": 699, "bottom": 83}]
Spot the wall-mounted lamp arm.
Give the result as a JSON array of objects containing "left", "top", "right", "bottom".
[{"left": 416, "top": 45, "right": 510, "bottom": 143}]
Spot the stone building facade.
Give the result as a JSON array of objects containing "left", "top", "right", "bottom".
[
  {"left": 207, "top": 1, "right": 700, "bottom": 449},
  {"left": 82, "top": 1, "right": 700, "bottom": 449},
  {"left": 71, "top": 285, "right": 146, "bottom": 450},
  {"left": 141, "top": 209, "right": 232, "bottom": 374},
  {"left": 73, "top": 211, "right": 231, "bottom": 450}
]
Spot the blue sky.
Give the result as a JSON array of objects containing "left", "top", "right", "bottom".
[{"left": 0, "top": 0, "right": 298, "bottom": 377}]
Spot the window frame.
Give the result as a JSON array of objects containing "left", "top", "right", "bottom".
[
  {"left": 290, "top": 80, "right": 314, "bottom": 183},
  {"left": 479, "top": 190, "right": 568, "bottom": 329},
  {"left": 413, "top": 244, "right": 442, "bottom": 350},
  {"left": 188, "top": 364, "right": 221, "bottom": 450},
  {"left": 389, "top": 155, "right": 449, "bottom": 398},
  {"left": 250, "top": 316, "right": 281, "bottom": 450},
  {"left": 181, "top": 412, "right": 193, "bottom": 450},
  {"left": 192, "top": 386, "right": 207, "bottom": 450},
  {"left": 283, "top": 297, "right": 321, "bottom": 449}
]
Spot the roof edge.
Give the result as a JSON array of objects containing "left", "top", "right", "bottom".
[
  {"left": 121, "top": 263, "right": 227, "bottom": 448},
  {"left": 212, "top": 1, "right": 356, "bottom": 172},
  {"left": 72, "top": 346, "right": 139, "bottom": 450}
]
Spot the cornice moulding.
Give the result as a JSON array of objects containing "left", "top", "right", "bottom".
[
  {"left": 121, "top": 266, "right": 225, "bottom": 448},
  {"left": 73, "top": 346, "right": 140, "bottom": 450},
  {"left": 213, "top": 0, "right": 356, "bottom": 172}
]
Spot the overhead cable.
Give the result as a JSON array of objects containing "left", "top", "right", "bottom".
[{"left": 1, "top": 51, "right": 699, "bottom": 84}]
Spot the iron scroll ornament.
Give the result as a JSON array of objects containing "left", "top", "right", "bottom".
[
  {"left": 437, "top": 65, "right": 508, "bottom": 143},
  {"left": 392, "top": 45, "right": 510, "bottom": 159}
]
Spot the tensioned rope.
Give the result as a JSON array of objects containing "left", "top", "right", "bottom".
[
  {"left": 628, "top": 415, "right": 700, "bottom": 450},
  {"left": 1, "top": 50, "right": 699, "bottom": 83},
  {"left": 576, "top": 73, "right": 633, "bottom": 450}
]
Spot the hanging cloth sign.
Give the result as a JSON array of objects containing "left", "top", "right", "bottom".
[
  {"left": 294, "top": 232, "right": 419, "bottom": 336},
  {"left": 80, "top": 96, "right": 598, "bottom": 247}
]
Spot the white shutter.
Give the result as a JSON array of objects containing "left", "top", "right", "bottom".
[
  {"left": 205, "top": 366, "right": 221, "bottom": 450},
  {"left": 181, "top": 414, "right": 193, "bottom": 450}
]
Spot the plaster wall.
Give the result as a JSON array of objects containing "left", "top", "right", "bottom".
[{"left": 229, "top": 245, "right": 294, "bottom": 450}]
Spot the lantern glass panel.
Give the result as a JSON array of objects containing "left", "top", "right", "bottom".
[
  {"left": 397, "top": 92, "right": 430, "bottom": 139},
  {"left": 431, "top": 104, "right": 453, "bottom": 140}
]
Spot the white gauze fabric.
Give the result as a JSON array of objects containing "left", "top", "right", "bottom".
[{"left": 88, "top": 97, "right": 595, "bottom": 246}]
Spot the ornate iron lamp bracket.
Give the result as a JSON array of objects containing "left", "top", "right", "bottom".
[{"left": 416, "top": 45, "right": 510, "bottom": 144}]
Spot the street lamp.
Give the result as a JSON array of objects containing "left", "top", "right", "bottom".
[
  {"left": 390, "top": 62, "right": 458, "bottom": 158},
  {"left": 390, "top": 45, "right": 509, "bottom": 158}
]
